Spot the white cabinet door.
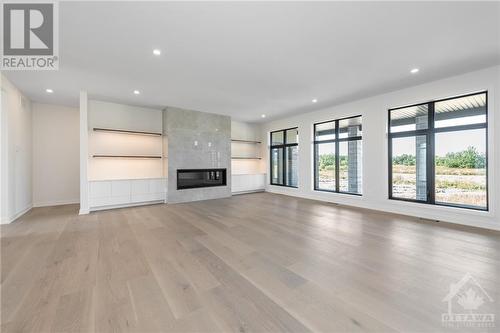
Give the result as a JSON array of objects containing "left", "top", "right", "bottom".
[
  {"left": 255, "top": 174, "right": 265, "bottom": 189},
  {"left": 90, "top": 181, "right": 111, "bottom": 198},
  {"left": 111, "top": 180, "right": 131, "bottom": 196},
  {"left": 131, "top": 179, "right": 149, "bottom": 203},
  {"left": 131, "top": 179, "right": 166, "bottom": 203},
  {"left": 90, "top": 178, "right": 167, "bottom": 210},
  {"left": 249, "top": 175, "right": 258, "bottom": 189},
  {"left": 149, "top": 179, "right": 166, "bottom": 193},
  {"left": 232, "top": 174, "right": 265, "bottom": 193},
  {"left": 150, "top": 179, "right": 167, "bottom": 201},
  {"left": 109, "top": 181, "right": 131, "bottom": 204},
  {"left": 231, "top": 175, "right": 242, "bottom": 193},
  {"left": 131, "top": 179, "right": 149, "bottom": 195}
]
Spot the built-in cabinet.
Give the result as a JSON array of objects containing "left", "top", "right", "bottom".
[
  {"left": 231, "top": 174, "right": 265, "bottom": 194},
  {"left": 87, "top": 100, "right": 167, "bottom": 211},
  {"left": 89, "top": 178, "right": 167, "bottom": 211}
]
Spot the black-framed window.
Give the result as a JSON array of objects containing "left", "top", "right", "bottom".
[
  {"left": 388, "top": 91, "right": 488, "bottom": 211},
  {"left": 314, "top": 115, "right": 362, "bottom": 195},
  {"left": 270, "top": 128, "right": 298, "bottom": 187}
]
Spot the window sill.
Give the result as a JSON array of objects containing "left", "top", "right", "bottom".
[
  {"left": 388, "top": 197, "right": 492, "bottom": 216},
  {"left": 269, "top": 184, "right": 298, "bottom": 189},
  {"left": 314, "top": 189, "right": 362, "bottom": 196}
]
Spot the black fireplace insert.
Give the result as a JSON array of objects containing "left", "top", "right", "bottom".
[{"left": 177, "top": 169, "right": 227, "bottom": 190}]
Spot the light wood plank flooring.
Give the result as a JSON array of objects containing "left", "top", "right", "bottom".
[{"left": 1, "top": 193, "right": 499, "bottom": 332}]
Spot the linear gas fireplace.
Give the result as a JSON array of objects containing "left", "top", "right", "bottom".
[{"left": 177, "top": 169, "right": 227, "bottom": 190}]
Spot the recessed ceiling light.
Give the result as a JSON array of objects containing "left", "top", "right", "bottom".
[
  {"left": 410, "top": 68, "right": 419, "bottom": 74},
  {"left": 153, "top": 49, "right": 161, "bottom": 56},
  {"left": 45, "top": 88, "right": 53, "bottom": 93},
  {"left": 133, "top": 90, "right": 140, "bottom": 95},
  {"left": 312, "top": 99, "right": 318, "bottom": 103},
  {"left": 261, "top": 114, "right": 266, "bottom": 118}
]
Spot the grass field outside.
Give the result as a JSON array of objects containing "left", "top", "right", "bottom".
[
  {"left": 392, "top": 164, "right": 486, "bottom": 207},
  {"left": 316, "top": 148, "right": 487, "bottom": 208}
]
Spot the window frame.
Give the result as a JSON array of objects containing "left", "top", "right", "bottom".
[
  {"left": 388, "top": 91, "right": 488, "bottom": 211},
  {"left": 313, "top": 115, "right": 362, "bottom": 195},
  {"left": 270, "top": 127, "right": 299, "bottom": 188}
]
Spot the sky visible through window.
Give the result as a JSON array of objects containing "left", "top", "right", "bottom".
[{"left": 392, "top": 115, "right": 486, "bottom": 157}]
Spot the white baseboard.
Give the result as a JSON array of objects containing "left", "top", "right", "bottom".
[
  {"left": 232, "top": 189, "right": 265, "bottom": 195},
  {"left": 264, "top": 188, "right": 500, "bottom": 232},
  {"left": 89, "top": 200, "right": 165, "bottom": 212},
  {"left": 33, "top": 198, "right": 79, "bottom": 208},
  {"left": 1, "top": 204, "right": 33, "bottom": 224}
]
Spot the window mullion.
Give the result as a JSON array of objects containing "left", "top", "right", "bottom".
[
  {"left": 335, "top": 120, "right": 340, "bottom": 193},
  {"left": 283, "top": 130, "right": 287, "bottom": 186},
  {"left": 313, "top": 142, "right": 317, "bottom": 190},
  {"left": 427, "top": 102, "right": 436, "bottom": 204}
]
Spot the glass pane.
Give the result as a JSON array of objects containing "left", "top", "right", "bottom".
[
  {"left": 390, "top": 104, "right": 428, "bottom": 133},
  {"left": 435, "top": 93, "right": 486, "bottom": 128},
  {"left": 271, "top": 147, "right": 283, "bottom": 184},
  {"left": 286, "top": 128, "right": 298, "bottom": 144},
  {"left": 391, "top": 135, "right": 427, "bottom": 201},
  {"left": 339, "top": 116, "right": 362, "bottom": 139},
  {"left": 271, "top": 131, "right": 284, "bottom": 145},
  {"left": 435, "top": 129, "right": 487, "bottom": 209},
  {"left": 285, "top": 145, "right": 298, "bottom": 187},
  {"left": 339, "top": 140, "right": 362, "bottom": 194},
  {"left": 315, "top": 142, "right": 335, "bottom": 191},
  {"left": 315, "top": 121, "right": 335, "bottom": 141}
]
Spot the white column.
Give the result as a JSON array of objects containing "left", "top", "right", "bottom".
[
  {"left": 415, "top": 116, "right": 427, "bottom": 201},
  {"left": 348, "top": 126, "right": 361, "bottom": 193},
  {"left": 0, "top": 78, "right": 8, "bottom": 223},
  {"left": 79, "top": 91, "right": 89, "bottom": 214}
]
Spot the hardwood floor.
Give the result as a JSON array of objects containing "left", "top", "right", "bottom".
[{"left": 1, "top": 192, "right": 499, "bottom": 332}]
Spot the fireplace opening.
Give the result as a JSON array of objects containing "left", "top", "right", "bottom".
[{"left": 177, "top": 169, "right": 227, "bottom": 190}]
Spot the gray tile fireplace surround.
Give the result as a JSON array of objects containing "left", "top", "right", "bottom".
[{"left": 165, "top": 107, "right": 231, "bottom": 203}]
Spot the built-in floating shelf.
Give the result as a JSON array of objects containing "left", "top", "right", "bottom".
[
  {"left": 231, "top": 157, "right": 262, "bottom": 160},
  {"left": 93, "top": 155, "right": 162, "bottom": 159},
  {"left": 93, "top": 128, "right": 162, "bottom": 136},
  {"left": 231, "top": 139, "right": 261, "bottom": 144}
]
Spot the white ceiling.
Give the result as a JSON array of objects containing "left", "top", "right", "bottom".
[{"left": 4, "top": 1, "right": 500, "bottom": 122}]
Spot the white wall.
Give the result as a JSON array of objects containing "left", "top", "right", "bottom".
[
  {"left": 32, "top": 103, "right": 80, "bottom": 207},
  {"left": 87, "top": 100, "right": 164, "bottom": 181},
  {"left": 262, "top": 66, "right": 500, "bottom": 231},
  {"left": 0, "top": 74, "right": 33, "bottom": 224}
]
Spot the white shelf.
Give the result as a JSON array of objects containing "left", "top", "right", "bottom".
[
  {"left": 93, "top": 127, "right": 162, "bottom": 136},
  {"left": 89, "top": 177, "right": 167, "bottom": 182},
  {"left": 231, "top": 139, "right": 261, "bottom": 144}
]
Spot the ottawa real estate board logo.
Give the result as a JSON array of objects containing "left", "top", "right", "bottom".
[
  {"left": 442, "top": 273, "right": 495, "bottom": 328},
  {"left": 1, "top": 1, "right": 59, "bottom": 70}
]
